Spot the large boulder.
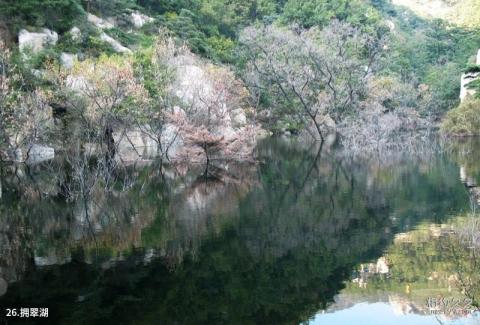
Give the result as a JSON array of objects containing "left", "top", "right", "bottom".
[
  {"left": 113, "top": 128, "right": 158, "bottom": 162},
  {"left": 69, "top": 26, "right": 81, "bottom": 41},
  {"left": 169, "top": 52, "right": 263, "bottom": 160},
  {"left": 18, "top": 28, "right": 58, "bottom": 53},
  {"left": 231, "top": 109, "right": 247, "bottom": 126},
  {"left": 460, "top": 49, "right": 480, "bottom": 102},
  {"left": 99, "top": 32, "right": 131, "bottom": 54},
  {"left": 171, "top": 54, "right": 246, "bottom": 129},
  {"left": 460, "top": 72, "right": 479, "bottom": 102},
  {"left": 66, "top": 75, "right": 89, "bottom": 92},
  {"left": 130, "top": 11, "right": 154, "bottom": 28},
  {"left": 26, "top": 144, "right": 55, "bottom": 164},
  {"left": 161, "top": 122, "right": 184, "bottom": 158},
  {"left": 87, "top": 13, "right": 115, "bottom": 29},
  {"left": 113, "top": 123, "right": 184, "bottom": 162},
  {"left": 60, "top": 53, "right": 77, "bottom": 69}
]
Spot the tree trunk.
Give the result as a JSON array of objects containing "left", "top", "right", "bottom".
[
  {"left": 204, "top": 147, "right": 210, "bottom": 179},
  {"left": 105, "top": 126, "right": 116, "bottom": 167}
]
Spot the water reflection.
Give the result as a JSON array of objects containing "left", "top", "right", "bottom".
[
  {"left": 311, "top": 214, "right": 480, "bottom": 325},
  {"left": 0, "top": 137, "right": 477, "bottom": 324}
]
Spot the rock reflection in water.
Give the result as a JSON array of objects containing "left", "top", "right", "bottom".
[{"left": 0, "top": 137, "right": 476, "bottom": 324}]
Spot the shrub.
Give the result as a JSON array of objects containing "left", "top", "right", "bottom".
[
  {"left": 84, "top": 0, "right": 138, "bottom": 17},
  {"left": 55, "top": 27, "right": 116, "bottom": 57},
  {"left": 0, "top": 0, "right": 85, "bottom": 33},
  {"left": 206, "top": 35, "right": 235, "bottom": 62},
  {"left": 467, "top": 79, "right": 480, "bottom": 98},
  {"left": 442, "top": 99, "right": 480, "bottom": 136},
  {"left": 465, "top": 64, "right": 480, "bottom": 74}
]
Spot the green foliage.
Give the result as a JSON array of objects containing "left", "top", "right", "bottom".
[
  {"left": 105, "top": 27, "right": 142, "bottom": 46},
  {"left": 82, "top": 0, "right": 137, "bottom": 16},
  {"left": 423, "top": 63, "right": 462, "bottom": 115},
  {"left": 281, "top": 0, "right": 381, "bottom": 29},
  {"left": 0, "top": 0, "right": 478, "bottom": 131},
  {"left": 205, "top": 35, "right": 235, "bottom": 62},
  {"left": 136, "top": 0, "right": 200, "bottom": 15},
  {"left": 442, "top": 98, "right": 480, "bottom": 135},
  {"left": 377, "top": 5, "right": 480, "bottom": 115},
  {"left": 161, "top": 9, "right": 210, "bottom": 56},
  {"left": 140, "top": 0, "right": 282, "bottom": 62},
  {"left": 0, "top": 0, "right": 85, "bottom": 33},
  {"left": 133, "top": 44, "right": 173, "bottom": 101},
  {"left": 467, "top": 79, "right": 480, "bottom": 98},
  {"left": 465, "top": 64, "right": 480, "bottom": 74},
  {"left": 55, "top": 28, "right": 116, "bottom": 57}
]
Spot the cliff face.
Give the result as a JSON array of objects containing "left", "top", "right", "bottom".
[{"left": 460, "top": 49, "right": 480, "bottom": 102}]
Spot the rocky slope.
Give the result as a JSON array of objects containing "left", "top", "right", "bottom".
[{"left": 392, "top": 0, "right": 480, "bottom": 26}]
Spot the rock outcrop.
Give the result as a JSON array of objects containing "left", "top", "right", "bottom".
[
  {"left": 69, "top": 26, "right": 81, "bottom": 41},
  {"left": 87, "top": 13, "right": 115, "bottom": 29},
  {"left": 460, "top": 49, "right": 480, "bottom": 102},
  {"left": 27, "top": 144, "right": 55, "bottom": 164},
  {"left": 99, "top": 32, "right": 131, "bottom": 53},
  {"left": 113, "top": 128, "right": 159, "bottom": 162},
  {"left": 171, "top": 54, "right": 248, "bottom": 132},
  {"left": 130, "top": 11, "right": 154, "bottom": 28},
  {"left": 86, "top": 13, "right": 131, "bottom": 54},
  {"left": 18, "top": 28, "right": 58, "bottom": 53},
  {"left": 460, "top": 72, "right": 479, "bottom": 101},
  {"left": 60, "top": 52, "right": 77, "bottom": 69},
  {"left": 111, "top": 122, "right": 184, "bottom": 162}
]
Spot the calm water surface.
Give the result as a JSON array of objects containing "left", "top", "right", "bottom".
[{"left": 0, "top": 137, "right": 479, "bottom": 324}]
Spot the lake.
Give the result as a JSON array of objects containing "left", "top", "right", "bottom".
[{"left": 0, "top": 136, "right": 479, "bottom": 324}]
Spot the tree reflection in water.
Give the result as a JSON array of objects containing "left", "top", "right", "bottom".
[{"left": 0, "top": 137, "right": 476, "bottom": 324}]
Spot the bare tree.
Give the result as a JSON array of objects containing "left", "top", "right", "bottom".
[
  {"left": 167, "top": 65, "right": 258, "bottom": 175},
  {"left": 132, "top": 36, "right": 186, "bottom": 160},
  {"left": 0, "top": 43, "right": 52, "bottom": 162},
  {"left": 47, "top": 54, "right": 150, "bottom": 165},
  {"left": 239, "top": 20, "right": 386, "bottom": 141}
]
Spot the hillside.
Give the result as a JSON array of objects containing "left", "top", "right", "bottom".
[
  {"left": 392, "top": 0, "right": 480, "bottom": 27},
  {"left": 0, "top": 0, "right": 480, "bottom": 162}
]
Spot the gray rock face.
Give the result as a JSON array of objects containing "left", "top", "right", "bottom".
[
  {"left": 231, "top": 109, "right": 247, "bottom": 126},
  {"left": 18, "top": 28, "right": 58, "bottom": 53},
  {"left": 112, "top": 123, "right": 184, "bottom": 162},
  {"left": 66, "top": 75, "right": 89, "bottom": 92},
  {"left": 26, "top": 144, "right": 55, "bottom": 164},
  {"left": 113, "top": 129, "right": 158, "bottom": 162},
  {"left": 87, "top": 13, "right": 115, "bottom": 29},
  {"left": 160, "top": 122, "right": 184, "bottom": 158},
  {"left": 100, "top": 32, "right": 131, "bottom": 53},
  {"left": 60, "top": 53, "right": 77, "bottom": 69},
  {"left": 69, "top": 26, "right": 81, "bottom": 41},
  {"left": 168, "top": 52, "right": 263, "bottom": 159},
  {"left": 385, "top": 20, "right": 395, "bottom": 32},
  {"left": 460, "top": 49, "right": 480, "bottom": 102},
  {"left": 460, "top": 72, "right": 479, "bottom": 101},
  {"left": 130, "top": 11, "right": 154, "bottom": 28},
  {"left": 171, "top": 54, "right": 249, "bottom": 131},
  {"left": 85, "top": 13, "right": 129, "bottom": 54}
]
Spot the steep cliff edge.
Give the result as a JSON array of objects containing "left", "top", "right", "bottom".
[{"left": 460, "top": 49, "right": 480, "bottom": 102}]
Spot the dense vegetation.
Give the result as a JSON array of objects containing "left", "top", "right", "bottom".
[{"left": 1, "top": 0, "right": 480, "bottom": 163}]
